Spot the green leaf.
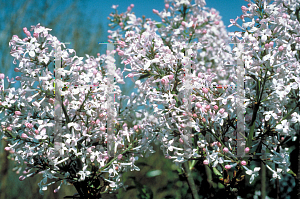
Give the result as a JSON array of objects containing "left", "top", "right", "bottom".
[
  {"left": 156, "top": 24, "right": 164, "bottom": 28},
  {"left": 138, "top": 73, "right": 151, "bottom": 80},
  {"left": 296, "top": 7, "right": 300, "bottom": 23},
  {"left": 218, "top": 182, "right": 225, "bottom": 189},
  {"left": 287, "top": 169, "right": 297, "bottom": 177},
  {"left": 212, "top": 167, "right": 222, "bottom": 178},
  {"left": 146, "top": 170, "right": 162, "bottom": 177}
]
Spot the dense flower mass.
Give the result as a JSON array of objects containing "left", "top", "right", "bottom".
[
  {"left": 107, "top": 0, "right": 299, "bottom": 186},
  {"left": 0, "top": 0, "right": 300, "bottom": 197},
  {"left": 107, "top": 0, "right": 238, "bottom": 166},
  {"left": 2, "top": 23, "right": 156, "bottom": 195}
]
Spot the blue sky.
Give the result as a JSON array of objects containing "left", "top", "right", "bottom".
[{"left": 79, "top": 0, "right": 247, "bottom": 44}]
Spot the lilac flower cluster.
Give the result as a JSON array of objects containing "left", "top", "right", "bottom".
[
  {"left": 1, "top": 0, "right": 300, "bottom": 196},
  {"left": 107, "top": 0, "right": 299, "bottom": 186},
  {"left": 1, "top": 23, "right": 156, "bottom": 195}
]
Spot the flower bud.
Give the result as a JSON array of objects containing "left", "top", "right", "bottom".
[
  {"left": 241, "top": 6, "right": 247, "bottom": 12},
  {"left": 198, "top": 72, "right": 203, "bottom": 78},
  {"left": 7, "top": 126, "right": 12, "bottom": 131},
  {"left": 0, "top": 73, "right": 5, "bottom": 79},
  {"left": 33, "top": 33, "right": 39, "bottom": 38},
  {"left": 21, "top": 133, "right": 28, "bottom": 139},
  {"left": 213, "top": 105, "right": 218, "bottom": 110},
  {"left": 223, "top": 147, "right": 229, "bottom": 153},
  {"left": 203, "top": 160, "right": 209, "bottom": 165},
  {"left": 165, "top": 4, "right": 169, "bottom": 9},
  {"left": 15, "top": 111, "right": 21, "bottom": 116},
  {"left": 14, "top": 68, "right": 20, "bottom": 72},
  {"left": 118, "top": 50, "right": 124, "bottom": 56},
  {"left": 25, "top": 123, "right": 33, "bottom": 129},
  {"left": 225, "top": 165, "right": 231, "bottom": 169},
  {"left": 219, "top": 108, "right": 225, "bottom": 114},
  {"left": 205, "top": 105, "right": 210, "bottom": 110},
  {"left": 25, "top": 31, "right": 31, "bottom": 37},
  {"left": 87, "top": 147, "right": 93, "bottom": 153},
  {"left": 130, "top": 4, "right": 134, "bottom": 8},
  {"left": 265, "top": 43, "right": 269, "bottom": 49},
  {"left": 161, "top": 78, "right": 169, "bottom": 84},
  {"left": 168, "top": 74, "right": 174, "bottom": 80},
  {"left": 282, "top": 13, "right": 287, "bottom": 18},
  {"left": 202, "top": 88, "right": 208, "bottom": 94},
  {"left": 196, "top": 102, "right": 201, "bottom": 108},
  {"left": 269, "top": 41, "right": 274, "bottom": 47},
  {"left": 48, "top": 98, "right": 55, "bottom": 104},
  {"left": 214, "top": 21, "right": 219, "bottom": 25},
  {"left": 117, "top": 154, "right": 123, "bottom": 160},
  {"left": 19, "top": 176, "right": 26, "bottom": 181},
  {"left": 241, "top": 160, "right": 247, "bottom": 166},
  {"left": 153, "top": 9, "right": 159, "bottom": 14},
  {"left": 278, "top": 46, "right": 284, "bottom": 51},
  {"left": 100, "top": 126, "right": 106, "bottom": 131},
  {"left": 245, "top": 147, "right": 250, "bottom": 153}
]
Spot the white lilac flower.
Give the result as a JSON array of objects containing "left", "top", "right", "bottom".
[
  {"left": 244, "top": 166, "right": 261, "bottom": 184},
  {"left": 275, "top": 120, "right": 290, "bottom": 135}
]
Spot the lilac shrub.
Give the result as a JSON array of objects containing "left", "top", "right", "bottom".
[
  {"left": 107, "top": 0, "right": 299, "bottom": 195},
  {"left": 1, "top": 23, "right": 156, "bottom": 197},
  {"left": 231, "top": 0, "right": 300, "bottom": 182},
  {"left": 0, "top": 0, "right": 300, "bottom": 197}
]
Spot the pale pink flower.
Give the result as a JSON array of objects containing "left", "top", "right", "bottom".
[
  {"left": 203, "top": 160, "right": 209, "bottom": 165},
  {"left": 117, "top": 154, "right": 123, "bottom": 160},
  {"left": 25, "top": 123, "right": 33, "bottom": 129},
  {"left": 14, "top": 111, "right": 21, "bottom": 116},
  {"left": 153, "top": 9, "right": 159, "bottom": 14},
  {"left": 241, "top": 160, "right": 247, "bottom": 166},
  {"left": 223, "top": 147, "right": 229, "bottom": 153},
  {"left": 245, "top": 147, "right": 250, "bottom": 153}
]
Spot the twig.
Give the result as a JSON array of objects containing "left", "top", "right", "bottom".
[{"left": 183, "top": 162, "right": 199, "bottom": 199}]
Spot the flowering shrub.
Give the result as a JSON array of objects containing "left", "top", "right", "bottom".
[
  {"left": 2, "top": 23, "right": 157, "bottom": 197},
  {"left": 107, "top": 0, "right": 299, "bottom": 195},
  {"left": 1, "top": 0, "right": 300, "bottom": 198}
]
